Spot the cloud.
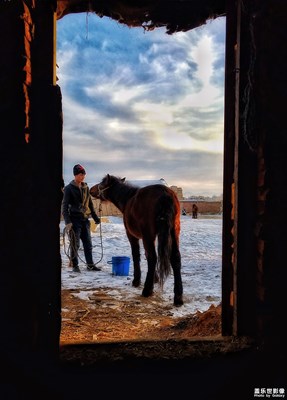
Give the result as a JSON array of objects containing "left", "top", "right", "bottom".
[{"left": 57, "top": 13, "right": 225, "bottom": 196}]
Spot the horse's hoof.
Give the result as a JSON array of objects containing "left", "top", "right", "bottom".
[
  {"left": 174, "top": 297, "right": 184, "bottom": 307},
  {"left": 142, "top": 288, "right": 153, "bottom": 297},
  {"left": 132, "top": 279, "right": 140, "bottom": 288}
]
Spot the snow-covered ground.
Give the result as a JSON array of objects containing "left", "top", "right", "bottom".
[{"left": 60, "top": 215, "right": 222, "bottom": 318}]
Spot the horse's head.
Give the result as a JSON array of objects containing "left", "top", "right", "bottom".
[
  {"left": 90, "top": 174, "right": 126, "bottom": 200},
  {"left": 89, "top": 182, "right": 101, "bottom": 199}
]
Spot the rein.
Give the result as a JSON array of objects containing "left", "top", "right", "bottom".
[{"left": 98, "top": 183, "right": 112, "bottom": 200}]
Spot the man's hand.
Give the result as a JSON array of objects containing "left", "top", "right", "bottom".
[{"left": 65, "top": 222, "right": 73, "bottom": 231}]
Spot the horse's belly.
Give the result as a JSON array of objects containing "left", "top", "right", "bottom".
[
  {"left": 125, "top": 222, "right": 142, "bottom": 239},
  {"left": 124, "top": 214, "right": 147, "bottom": 239},
  {"left": 124, "top": 199, "right": 157, "bottom": 239}
]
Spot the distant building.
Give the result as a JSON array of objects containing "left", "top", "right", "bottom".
[{"left": 170, "top": 185, "right": 184, "bottom": 200}]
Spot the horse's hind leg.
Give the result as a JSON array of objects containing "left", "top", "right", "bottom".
[
  {"left": 170, "top": 236, "right": 183, "bottom": 306},
  {"left": 127, "top": 234, "right": 141, "bottom": 287},
  {"left": 142, "top": 239, "right": 157, "bottom": 298}
]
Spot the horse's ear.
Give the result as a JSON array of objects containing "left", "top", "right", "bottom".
[{"left": 121, "top": 177, "right": 126, "bottom": 183}]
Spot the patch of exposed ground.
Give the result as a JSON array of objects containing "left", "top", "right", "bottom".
[{"left": 60, "top": 288, "right": 221, "bottom": 344}]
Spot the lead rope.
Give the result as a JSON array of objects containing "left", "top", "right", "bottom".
[
  {"left": 94, "top": 202, "right": 104, "bottom": 265},
  {"left": 62, "top": 202, "right": 104, "bottom": 266}
]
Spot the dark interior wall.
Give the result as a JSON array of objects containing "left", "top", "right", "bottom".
[
  {"left": 221, "top": 0, "right": 236, "bottom": 336},
  {"left": 0, "top": 0, "right": 63, "bottom": 369},
  {"left": 250, "top": 1, "right": 287, "bottom": 348},
  {"left": 222, "top": 0, "right": 260, "bottom": 338},
  {"left": 230, "top": 0, "right": 287, "bottom": 349},
  {"left": 223, "top": 0, "right": 287, "bottom": 347},
  {"left": 234, "top": 0, "right": 259, "bottom": 338},
  {"left": 0, "top": 0, "right": 287, "bottom": 387}
]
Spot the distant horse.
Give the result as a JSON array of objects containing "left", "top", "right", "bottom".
[{"left": 90, "top": 174, "right": 183, "bottom": 306}]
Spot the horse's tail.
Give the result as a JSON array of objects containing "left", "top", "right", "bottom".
[{"left": 155, "top": 192, "right": 176, "bottom": 287}]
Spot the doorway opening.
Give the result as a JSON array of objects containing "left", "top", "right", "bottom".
[{"left": 57, "top": 13, "right": 225, "bottom": 344}]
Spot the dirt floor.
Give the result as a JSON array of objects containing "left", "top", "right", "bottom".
[{"left": 60, "top": 287, "right": 222, "bottom": 344}]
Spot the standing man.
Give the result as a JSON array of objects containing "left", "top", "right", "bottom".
[
  {"left": 192, "top": 203, "right": 198, "bottom": 219},
  {"left": 62, "top": 164, "right": 101, "bottom": 273}
]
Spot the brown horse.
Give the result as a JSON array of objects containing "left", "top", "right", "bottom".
[{"left": 90, "top": 174, "right": 183, "bottom": 306}]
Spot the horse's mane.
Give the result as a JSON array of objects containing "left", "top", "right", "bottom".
[{"left": 104, "top": 175, "right": 138, "bottom": 199}]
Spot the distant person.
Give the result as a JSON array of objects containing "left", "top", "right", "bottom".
[
  {"left": 182, "top": 208, "right": 187, "bottom": 216},
  {"left": 61, "top": 164, "right": 101, "bottom": 273},
  {"left": 192, "top": 203, "right": 198, "bottom": 219}
]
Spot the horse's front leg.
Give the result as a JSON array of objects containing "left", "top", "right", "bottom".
[
  {"left": 142, "top": 241, "right": 157, "bottom": 298},
  {"left": 127, "top": 233, "right": 141, "bottom": 287}
]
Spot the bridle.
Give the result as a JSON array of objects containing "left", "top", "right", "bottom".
[{"left": 97, "top": 182, "right": 111, "bottom": 200}]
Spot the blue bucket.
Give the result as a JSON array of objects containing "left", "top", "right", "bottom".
[{"left": 108, "top": 256, "right": 130, "bottom": 276}]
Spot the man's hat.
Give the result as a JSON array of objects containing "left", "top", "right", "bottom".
[{"left": 73, "top": 164, "right": 86, "bottom": 175}]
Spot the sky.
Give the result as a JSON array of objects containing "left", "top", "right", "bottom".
[
  {"left": 60, "top": 215, "right": 222, "bottom": 318},
  {"left": 56, "top": 13, "right": 226, "bottom": 197}
]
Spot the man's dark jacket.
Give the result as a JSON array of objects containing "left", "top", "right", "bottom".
[{"left": 62, "top": 180, "right": 99, "bottom": 224}]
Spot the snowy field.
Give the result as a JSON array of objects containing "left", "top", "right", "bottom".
[{"left": 60, "top": 215, "right": 222, "bottom": 318}]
